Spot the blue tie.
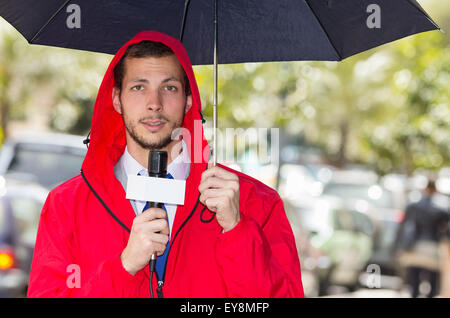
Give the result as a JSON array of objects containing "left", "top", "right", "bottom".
[{"left": 142, "top": 172, "right": 174, "bottom": 280}]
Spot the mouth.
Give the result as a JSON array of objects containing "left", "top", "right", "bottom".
[{"left": 141, "top": 120, "right": 166, "bottom": 132}]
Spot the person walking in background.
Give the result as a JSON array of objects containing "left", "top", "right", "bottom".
[
  {"left": 395, "top": 180, "right": 449, "bottom": 298},
  {"left": 439, "top": 223, "right": 450, "bottom": 297}
]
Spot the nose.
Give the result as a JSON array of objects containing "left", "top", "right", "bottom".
[{"left": 146, "top": 88, "right": 163, "bottom": 112}]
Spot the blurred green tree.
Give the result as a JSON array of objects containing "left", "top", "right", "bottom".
[
  {"left": 0, "top": 18, "right": 110, "bottom": 139},
  {"left": 0, "top": 22, "right": 54, "bottom": 140},
  {"left": 193, "top": 0, "right": 449, "bottom": 175}
]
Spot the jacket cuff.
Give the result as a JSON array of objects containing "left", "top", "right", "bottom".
[{"left": 108, "top": 254, "right": 147, "bottom": 293}]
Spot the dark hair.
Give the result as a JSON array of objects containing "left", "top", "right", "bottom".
[
  {"left": 113, "top": 41, "right": 191, "bottom": 96},
  {"left": 426, "top": 180, "right": 437, "bottom": 193}
]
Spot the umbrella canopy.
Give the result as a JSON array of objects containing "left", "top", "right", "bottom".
[{"left": 0, "top": 0, "right": 440, "bottom": 65}]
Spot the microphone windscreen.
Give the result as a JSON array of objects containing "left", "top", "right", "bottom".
[{"left": 149, "top": 151, "right": 168, "bottom": 176}]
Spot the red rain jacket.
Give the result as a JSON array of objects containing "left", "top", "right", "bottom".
[{"left": 27, "top": 31, "right": 304, "bottom": 298}]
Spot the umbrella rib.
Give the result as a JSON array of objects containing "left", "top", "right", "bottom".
[
  {"left": 303, "top": 0, "right": 342, "bottom": 61},
  {"left": 30, "top": 0, "right": 72, "bottom": 43},
  {"left": 406, "top": 0, "right": 441, "bottom": 31},
  {"left": 179, "top": 0, "right": 191, "bottom": 41}
]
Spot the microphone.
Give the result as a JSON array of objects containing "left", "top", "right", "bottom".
[
  {"left": 147, "top": 151, "right": 168, "bottom": 287},
  {"left": 148, "top": 150, "right": 168, "bottom": 208}
]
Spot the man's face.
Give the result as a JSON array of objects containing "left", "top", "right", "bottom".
[{"left": 112, "top": 55, "right": 192, "bottom": 150}]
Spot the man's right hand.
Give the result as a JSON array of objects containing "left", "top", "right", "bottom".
[{"left": 120, "top": 207, "right": 169, "bottom": 276}]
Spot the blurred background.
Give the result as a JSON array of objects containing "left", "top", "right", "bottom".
[{"left": 0, "top": 0, "right": 448, "bottom": 298}]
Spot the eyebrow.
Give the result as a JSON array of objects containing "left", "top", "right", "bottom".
[{"left": 129, "top": 76, "right": 182, "bottom": 84}]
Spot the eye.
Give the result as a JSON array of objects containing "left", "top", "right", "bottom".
[
  {"left": 165, "top": 85, "right": 178, "bottom": 92},
  {"left": 131, "top": 85, "right": 144, "bottom": 91}
]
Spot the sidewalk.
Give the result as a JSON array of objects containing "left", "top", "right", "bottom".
[{"left": 322, "top": 288, "right": 411, "bottom": 298}]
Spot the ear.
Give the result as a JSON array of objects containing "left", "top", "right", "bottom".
[
  {"left": 185, "top": 94, "right": 193, "bottom": 114},
  {"left": 112, "top": 87, "right": 122, "bottom": 114}
]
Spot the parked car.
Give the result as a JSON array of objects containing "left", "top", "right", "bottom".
[
  {"left": 284, "top": 200, "right": 324, "bottom": 297},
  {"left": 0, "top": 132, "right": 87, "bottom": 189},
  {"left": 292, "top": 195, "right": 375, "bottom": 295},
  {"left": 361, "top": 207, "right": 406, "bottom": 290},
  {"left": 321, "top": 171, "right": 408, "bottom": 284},
  {"left": 322, "top": 181, "right": 398, "bottom": 211},
  {"left": 278, "top": 163, "right": 336, "bottom": 207},
  {"left": 0, "top": 178, "right": 48, "bottom": 297}
]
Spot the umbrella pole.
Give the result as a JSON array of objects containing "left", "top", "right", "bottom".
[{"left": 212, "top": 0, "right": 218, "bottom": 166}]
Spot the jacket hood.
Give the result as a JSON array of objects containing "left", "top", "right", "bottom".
[{"left": 82, "top": 30, "right": 209, "bottom": 174}]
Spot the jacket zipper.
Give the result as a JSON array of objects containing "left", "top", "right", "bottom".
[{"left": 155, "top": 193, "right": 206, "bottom": 298}]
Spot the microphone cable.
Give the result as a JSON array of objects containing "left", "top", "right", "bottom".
[{"left": 150, "top": 162, "right": 210, "bottom": 298}]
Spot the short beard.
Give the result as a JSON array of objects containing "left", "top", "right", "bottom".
[
  {"left": 127, "top": 123, "right": 173, "bottom": 150},
  {"left": 120, "top": 103, "right": 183, "bottom": 151}
]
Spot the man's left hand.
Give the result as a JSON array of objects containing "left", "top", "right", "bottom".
[{"left": 198, "top": 163, "right": 241, "bottom": 232}]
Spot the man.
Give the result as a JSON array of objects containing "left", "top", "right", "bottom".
[
  {"left": 27, "top": 31, "right": 304, "bottom": 297},
  {"left": 395, "top": 180, "right": 449, "bottom": 297}
]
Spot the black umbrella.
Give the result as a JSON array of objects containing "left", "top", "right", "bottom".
[{"left": 0, "top": 0, "right": 440, "bottom": 164}]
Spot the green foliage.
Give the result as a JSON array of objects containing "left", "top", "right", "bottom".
[
  {"left": 193, "top": 0, "right": 449, "bottom": 175},
  {"left": 0, "top": 18, "right": 110, "bottom": 137}
]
